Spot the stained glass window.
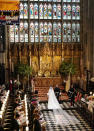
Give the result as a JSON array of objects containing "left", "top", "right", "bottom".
[
  {"left": 30, "top": 22, "right": 34, "bottom": 42},
  {"left": 57, "top": 4, "right": 61, "bottom": 19},
  {"left": 15, "top": 25, "right": 19, "bottom": 42},
  {"left": 67, "top": 23, "right": 71, "bottom": 42},
  {"left": 57, "top": 0, "right": 61, "bottom": 2},
  {"left": 20, "top": 21, "right": 24, "bottom": 42},
  {"left": 76, "top": 23, "right": 80, "bottom": 42},
  {"left": 20, "top": 3, "right": 24, "bottom": 19},
  {"left": 72, "top": 5, "right": 76, "bottom": 20},
  {"left": 63, "top": 4, "right": 67, "bottom": 19},
  {"left": 40, "top": 22, "right": 44, "bottom": 42},
  {"left": 57, "top": 22, "right": 61, "bottom": 42},
  {"left": 34, "top": 3, "right": 38, "bottom": 19},
  {"left": 44, "top": 22, "right": 48, "bottom": 42},
  {"left": 53, "top": 22, "right": 57, "bottom": 42},
  {"left": 76, "top": 5, "right": 80, "bottom": 20},
  {"left": 63, "top": 0, "right": 71, "bottom": 2},
  {"left": 39, "top": 4, "right": 43, "bottom": 19},
  {"left": 10, "top": 0, "right": 80, "bottom": 43},
  {"left": 67, "top": 5, "right": 71, "bottom": 19},
  {"left": 67, "top": 0, "right": 71, "bottom": 2},
  {"left": 44, "top": 4, "right": 48, "bottom": 19},
  {"left": 76, "top": 0, "right": 80, "bottom": 2},
  {"left": 10, "top": 25, "right": 14, "bottom": 42},
  {"left": 30, "top": 3, "right": 34, "bottom": 19},
  {"left": 24, "top": 3, "right": 28, "bottom": 19},
  {"left": 24, "top": 21, "right": 28, "bottom": 42},
  {"left": 63, "top": 23, "right": 67, "bottom": 42},
  {"left": 72, "top": 0, "right": 80, "bottom": 2},
  {"left": 72, "top": 23, "right": 76, "bottom": 42},
  {"left": 53, "top": 0, "right": 57, "bottom": 2},
  {"left": 53, "top": 4, "right": 57, "bottom": 19},
  {"left": 48, "top": 4, "right": 52, "bottom": 19},
  {"left": 63, "top": 0, "right": 67, "bottom": 2},
  {"left": 48, "top": 22, "right": 52, "bottom": 42},
  {"left": 35, "top": 22, "right": 39, "bottom": 42}
]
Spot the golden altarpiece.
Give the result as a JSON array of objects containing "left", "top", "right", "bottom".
[{"left": 6, "top": 0, "right": 82, "bottom": 79}]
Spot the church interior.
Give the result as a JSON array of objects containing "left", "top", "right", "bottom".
[{"left": 0, "top": 0, "right": 94, "bottom": 130}]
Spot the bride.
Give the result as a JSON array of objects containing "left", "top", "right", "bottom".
[
  {"left": 47, "top": 87, "right": 79, "bottom": 125},
  {"left": 48, "top": 86, "right": 61, "bottom": 109}
]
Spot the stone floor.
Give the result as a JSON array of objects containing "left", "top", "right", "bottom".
[
  {"left": 38, "top": 92, "right": 69, "bottom": 102},
  {"left": 40, "top": 102, "right": 94, "bottom": 131}
]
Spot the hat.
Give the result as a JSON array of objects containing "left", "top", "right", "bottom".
[{"left": 31, "top": 101, "right": 37, "bottom": 105}]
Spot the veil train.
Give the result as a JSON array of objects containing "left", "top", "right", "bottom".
[{"left": 48, "top": 87, "right": 79, "bottom": 126}]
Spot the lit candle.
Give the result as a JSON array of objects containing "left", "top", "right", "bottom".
[
  {"left": 26, "top": 126, "right": 29, "bottom": 131},
  {"left": 90, "top": 92, "right": 92, "bottom": 95}
]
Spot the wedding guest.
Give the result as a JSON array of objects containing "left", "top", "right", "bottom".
[
  {"left": 62, "top": 80, "right": 66, "bottom": 93},
  {"left": 69, "top": 84, "right": 75, "bottom": 106},
  {"left": 9, "top": 80, "right": 13, "bottom": 93},
  {"left": 33, "top": 114, "right": 41, "bottom": 131},
  {"left": 11, "top": 113, "right": 19, "bottom": 131},
  {"left": 54, "top": 85, "right": 60, "bottom": 101},
  {"left": 0, "top": 100, "right": 2, "bottom": 110},
  {"left": 0, "top": 119, "right": 4, "bottom": 131}
]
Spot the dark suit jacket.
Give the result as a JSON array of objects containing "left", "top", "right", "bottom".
[
  {"left": 0, "top": 126, "right": 4, "bottom": 131},
  {"left": 33, "top": 119, "right": 41, "bottom": 131},
  {"left": 11, "top": 119, "right": 19, "bottom": 131},
  {"left": 54, "top": 87, "right": 60, "bottom": 93},
  {"left": 54, "top": 87, "right": 60, "bottom": 100}
]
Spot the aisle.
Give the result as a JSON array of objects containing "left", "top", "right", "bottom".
[{"left": 40, "top": 102, "right": 93, "bottom": 131}]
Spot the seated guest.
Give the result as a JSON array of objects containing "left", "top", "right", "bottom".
[
  {"left": 11, "top": 113, "right": 19, "bottom": 131},
  {"left": 0, "top": 100, "right": 2, "bottom": 110},
  {"left": 35, "top": 90, "right": 38, "bottom": 94},
  {"left": 33, "top": 108, "right": 39, "bottom": 114},
  {"left": 0, "top": 119, "right": 4, "bottom": 131},
  {"left": 31, "top": 101, "right": 38, "bottom": 123},
  {"left": 13, "top": 99, "right": 20, "bottom": 110},
  {"left": 33, "top": 114, "right": 41, "bottom": 131}
]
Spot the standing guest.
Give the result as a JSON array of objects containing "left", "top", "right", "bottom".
[
  {"left": 69, "top": 84, "right": 75, "bottom": 106},
  {"left": 31, "top": 77, "right": 35, "bottom": 92},
  {"left": 54, "top": 85, "right": 60, "bottom": 101},
  {"left": 9, "top": 80, "right": 13, "bottom": 93},
  {"left": 62, "top": 80, "right": 66, "bottom": 93},
  {"left": 5, "top": 82, "right": 9, "bottom": 90}
]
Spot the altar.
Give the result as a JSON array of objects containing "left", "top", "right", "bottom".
[{"left": 34, "top": 77, "right": 63, "bottom": 87}]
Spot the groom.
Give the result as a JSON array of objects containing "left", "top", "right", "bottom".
[{"left": 54, "top": 85, "right": 60, "bottom": 101}]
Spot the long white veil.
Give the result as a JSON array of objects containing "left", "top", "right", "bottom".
[
  {"left": 48, "top": 87, "right": 79, "bottom": 126},
  {"left": 48, "top": 87, "right": 61, "bottom": 109}
]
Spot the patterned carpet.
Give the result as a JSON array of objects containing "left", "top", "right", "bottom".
[{"left": 40, "top": 102, "right": 94, "bottom": 131}]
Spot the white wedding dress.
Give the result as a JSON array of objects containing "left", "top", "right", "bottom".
[{"left": 48, "top": 87, "right": 79, "bottom": 126}]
